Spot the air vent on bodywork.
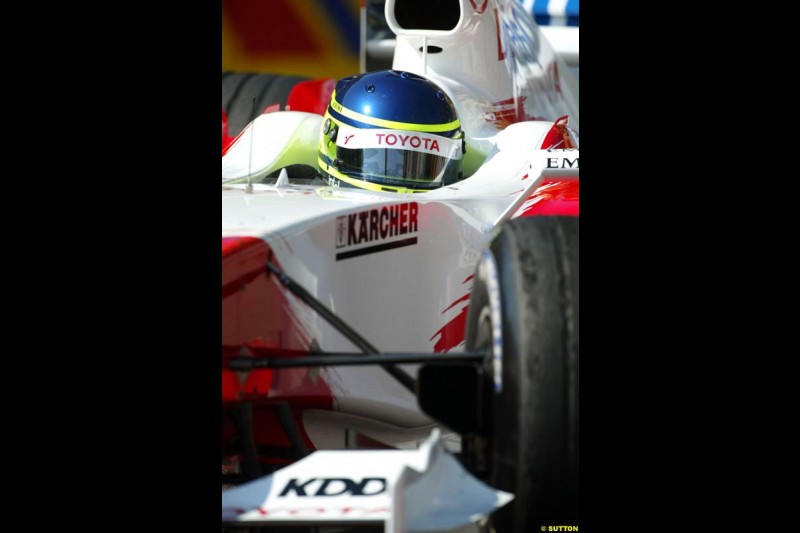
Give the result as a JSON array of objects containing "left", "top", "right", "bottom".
[{"left": 394, "top": 0, "right": 460, "bottom": 31}]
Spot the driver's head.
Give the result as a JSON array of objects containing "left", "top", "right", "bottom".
[{"left": 318, "top": 70, "right": 464, "bottom": 193}]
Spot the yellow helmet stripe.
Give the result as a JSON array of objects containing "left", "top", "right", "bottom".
[
  {"left": 330, "top": 89, "right": 460, "bottom": 133},
  {"left": 317, "top": 157, "right": 432, "bottom": 194}
]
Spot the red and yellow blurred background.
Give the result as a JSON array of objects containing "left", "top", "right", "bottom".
[{"left": 222, "top": 0, "right": 361, "bottom": 79}]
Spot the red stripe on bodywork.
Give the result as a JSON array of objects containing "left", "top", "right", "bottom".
[
  {"left": 442, "top": 293, "right": 470, "bottom": 314},
  {"left": 222, "top": 235, "right": 266, "bottom": 258},
  {"left": 515, "top": 178, "right": 579, "bottom": 218},
  {"left": 222, "top": 235, "right": 333, "bottom": 408},
  {"left": 430, "top": 306, "right": 469, "bottom": 353},
  {"left": 494, "top": 8, "right": 505, "bottom": 60},
  {"left": 430, "top": 275, "right": 475, "bottom": 353},
  {"left": 539, "top": 115, "right": 576, "bottom": 150}
]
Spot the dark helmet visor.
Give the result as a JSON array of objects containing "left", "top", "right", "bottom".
[
  {"left": 333, "top": 126, "right": 463, "bottom": 189},
  {"left": 336, "top": 146, "right": 461, "bottom": 189}
]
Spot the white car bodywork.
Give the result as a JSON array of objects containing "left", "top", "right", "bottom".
[{"left": 223, "top": 116, "right": 576, "bottom": 440}]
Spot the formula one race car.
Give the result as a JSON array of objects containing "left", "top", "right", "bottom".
[{"left": 221, "top": 1, "right": 578, "bottom": 531}]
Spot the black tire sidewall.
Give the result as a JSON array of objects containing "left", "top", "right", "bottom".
[{"left": 466, "top": 216, "right": 579, "bottom": 530}]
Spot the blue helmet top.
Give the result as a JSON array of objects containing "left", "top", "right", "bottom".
[
  {"left": 318, "top": 70, "right": 465, "bottom": 193},
  {"left": 330, "top": 70, "right": 461, "bottom": 137}
]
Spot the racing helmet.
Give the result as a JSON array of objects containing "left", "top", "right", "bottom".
[{"left": 318, "top": 70, "right": 464, "bottom": 193}]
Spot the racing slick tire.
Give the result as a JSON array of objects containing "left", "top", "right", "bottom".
[
  {"left": 222, "top": 72, "right": 308, "bottom": 138},
  {"left": 465, "top": 215, "right": 579, "bottom": 531}
]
